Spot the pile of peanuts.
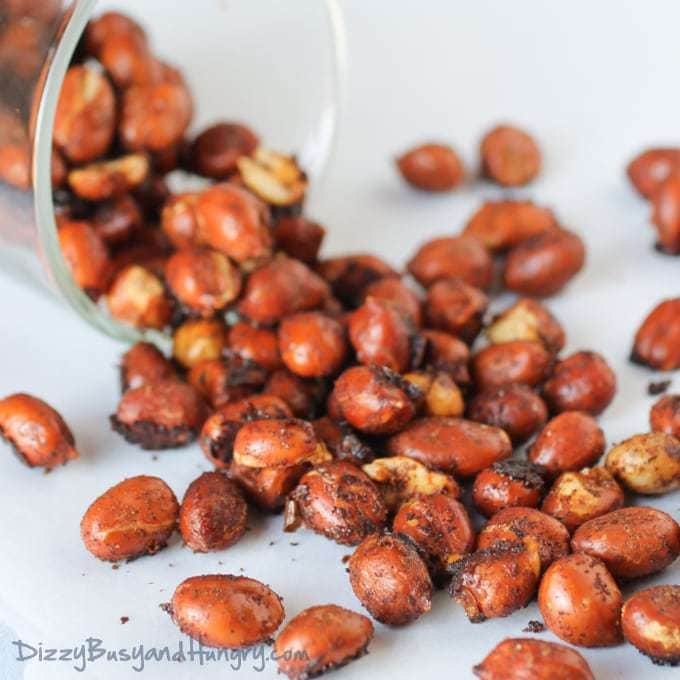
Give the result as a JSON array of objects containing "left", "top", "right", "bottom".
[{"left": 1, "top": 9, "right": 680, "bottom": 680}]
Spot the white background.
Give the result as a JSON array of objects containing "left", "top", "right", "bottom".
[{"left": 0, "top": 1, "right": 679, "bottom": 678}]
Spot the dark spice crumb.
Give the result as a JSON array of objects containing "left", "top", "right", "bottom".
[
  {"left": 290, "top": 541, "right": 299, "bottom": 547},
  {"left": 120, "top": 616, "right": 129, "bottom": 624},
  {"left": 648, "top": 380, "right": 671, "bottom": 396},
  {"left": 218, "top": 561, "right": 223, "bottom": 565},
  {"left": 269, "top": 541, "right": 276, "bottom": 546},
  {"left": 168, "top": 563, "right": 174, "bottom": 567},
  {"left": 341, "top": 554, "right": 352, "bottom": 564},
  {"left": 523, "top": 620, "right": 546, "bottom": 633},
  {"left": 43, "top": 468, "right": 52, "bottom": 475},
  {"left": 111, "top": 564, "right": 120, "bottom": 570},
  {"left": 151, "top": 455, "right": 158, "bottom": 461}
]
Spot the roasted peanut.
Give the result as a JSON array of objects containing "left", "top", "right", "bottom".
[
  {"left": 285, "top": 461, "right": 386, "bottom": 545},
  {"left": 362, "top": 455, "right": 461, "bottom": 511},
  {"left": 190, "top": 122, "right": 259, "bottom": 179},
  {"left": 179, "top": 471, "right": 247, "bottom": 552},
  {"left": 58, "top": 220, "right": 111, "bottom": 297},
  {"left": 504, "top": 229, "right": 586, "bottom": 297},
  {"left": 68, "top": 154, "right": 150, "bottom": 202},
  {"left": 228, "top": 461, "right": 306, "bottom": 512},
  {"left": 165, "top": 248, "right": 241, "bottom": 316},
  {"left": 334, "top": 365, "right": 420, "bottom": 435},
  {"left": 317, "top": 254, "right": 398, "bottom": 308},
  {"left": 239, "top": 255, "right": 330, "bottom": 325},
  {"left": 605, "top": 432, "right": 680, "bottom": 494},
  {"left": 233, "top": 418, "right": 327, "bottom": 468},
  {"left": 237, "top": 148, "right": 307, "bottom": 208},
  {"left": 80, "top": 475, "right": 178, "bottom": 561},
  {"left": 651, "top": 175, "right": 680, "bottom": 253},
  {"left": 363, "top": 277, "right": 422, "bottom": 328},
  {"left": 393, "top": 493, "right": 474, "bottom": 575},
  {"left": 98, "top": 32, "right": 160, "bottom": 89},
  {"left": 167, "top": 575, "right": 284, "bottom": 648},
  {"left": 632, "top": 298, "right": 680, "bottom": 370},
  {"left": 571, "top": 506, "right": 680, "bottom": 579},
  {"left": 0, "top": 393, "right": 78, "bottom": 468},
  {"left": 109, "top": 226, "right": 170, "bottom": 279},
  {"left": 107, "top": 265, "right": 171, "bottom": 330},
  {"left": 200, "top": 395, "right": 292, "bottom": 468},
  {"left": 387, "top": 417, "right": 511, "bottom": 476},
  {"left": 348, "top": 533, "right": 432, "bottom": 625},
  {"left": 120, "top": 77, "right": 193, "bottom": 152},
  {"left": 161, "top": 192, "right": 200, "bottom": 250},
  {"left": 111, "top": 379, "right": 208, "bottom": 449},
  {"left": 349, "top": 298, "right": 411, "bottom": 372},
  {"left": 472, "top": 460, "right": 547, "bottom": 518},
  {"left": 91, "top": 195, "right": 143, "bottom": 246},
  {"left": 275, "top": 604, "right": 373, "bottom": 680},
  {"left": 449, "top": 539, "right": 541, "bottom": 622},
  {"left": 486, "top": 298, "right": 566, "bottom": 352},
  {"left": 407, "top": 235, "right": 493, "bottom": 290},
  {"left": 651, "top": 394, "right": 680, "bottom": 438},
  {"left": 480, "top": 125, "right": 541, "bottom": 187},
  {"left": 274, "top": 216, "right": 325, "bottom": 264},
  {"left": 467, "top": 384, "right": 548, "bottom": 445},
  {"left": 189, "top": 354, "right": 267, "bottom": 409},
  {"left": 279, "top": 312, "right": 347, "bottom": 377},
  {"left": 84, "top": 11, "right": 146, "bottom": 57},
  {"left": 627, "top": 147, "right": 680, "bottom": 198},
  {"left": 622, "top": 585, "right": 680, "bottom": 666},
  {"left": 477, "top": 506, "right": 570, "bottom": 572},
  {"left": 464, "top": 200, "right": 557, "bottom": 252},
  {"left": 472, "top": 340, "right": 554, "bottom": 390},
  {"left": 541, "top": 467, "right": 624, "bottom": 532},
  {"left": 195, "top": 183, "right": 272, "bottom": 266},
  {"left": 53, "top": 65, "right": 115, "bottom": 164},
  {"left": 538, "top": 553, "right": 622, "bottom": 647},
  {"left": 542, "top": 351, "right": 616, "bottom": 416},
  {"left": 172, "top": 318, "right": 226, "bottom": 368},
  {"left": 119, "top": 342, "right": 177, "bottom": 392},
  {"left": 529, "top": 411, "right": 606, "bottom": 474},
  {"left": 403, "top": 371, "right": 464, "bottom": 417},
  {"left": 312, "top": 417, "right": 374, "bottom": 466},
  {"left": 228, "top": 321, "right": 282, "bottom": 371},
  {"left": 264, "top": 369, "right": 324, "bottom": 419},
  {"left": 421, "top": 329, "right": 471, "bottom": 386},
  {"left": 473, "top": 638, "right": 595, "bottom": 680},
  {"left": 425, "top": 278, "right": 489, "bottom": 344},
  {"left": 396, "top": 143, "right": 465, "bottom": 191}
]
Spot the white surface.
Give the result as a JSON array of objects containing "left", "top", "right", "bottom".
[{"left": 1, "top": 1, "right": 679, "bottom": 678}]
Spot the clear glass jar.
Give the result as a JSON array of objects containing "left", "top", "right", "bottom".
[{"left": 0, "top": 0, "right": 346, "bottom": 342}]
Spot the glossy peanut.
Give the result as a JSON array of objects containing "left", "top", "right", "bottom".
[
  {"left": 480, "top": 125, "right": 541, "bottom": 187},
  {"left": 538, "top": 553, "right": 622, "bottom": 647},
  {"left": 477, "top": 507, "right": 570, "bottom": 572},
  {"left": 541, "top": 467, "right": 624, "bottom": 533},
  {"left": 84, "top": 11, "right": 146, "bottom": 56},
  {"left": 228, "top": 321, "right": 282, "bottom": 371},
  {"left": 467, "top": 384, "right": 548, "bottom": 445},
  {"left": 449, "top": 540, "right": 541, "bottom": 622},
  {"left": 504, "top": 229, "right": 586, "bottom": 297},
  {"left": 472, "top": 341, "right": 554, "bottom": 390},
  {"left": 486, "top": 298, "right": 566, "bottom": 352},
  {"left": 472, "top": 460, "right": 547, "bottom": 518},
  {"left": 529, "top": 411, "right": 606, "bottom": 475},
  {"left": 570, "top": 506, "right": 680, "bottom": 579},
  {"left": 407, "top": 235, "right": 493, "bottom": 290},
  {"left": 161, "top": 192, "right": 200, "bottom": 249},
  {"left": 473, "top": 638, "right": 595, "bottom": 680},
  {"left": 0, "top": 393, "right": 78, "bottom": 468},
  {"left": 396, "top": 143, "right": 465, "bottom": 191},
  {"left": 632, "top": 298, "right": 680, "bottom": 370},
  {"left": 58, "top": 220, "right": 111, "bottom": 297},
  {"left": 119, "top": 342, "right": 177, "bottom": 392},
  {"left": 363, "top": 277, "right": 422, "bottom": 328},
  {"left": 622, "top": 585, "right": 680, "bottom": 666},
  {"left": 179, "top": 472, "right": 247, "bottom": 552},
  {"left": 274, "top": 216, "right": 325, "bottom": 264},
  {"left": 543, "top": 352, "right": 616, "bottom": 416},
  {"left": 605, "top": 432, "right": 680, "bottom": 495},
  {"left": 348, "top": 533, "right": 432, "bottom": 625},
  {"left": 172, "top": 318, "right": 226, "bottom": 368},
  {"left": 190, "top": 122, "right": 259, "bottom": 179},
  {"left": 81, "top": 475, "right": 178, "bottom": 561},
  {"left": 424, "top": 278, "right": 489, "bottom": 344},
  {"left": 651, "top": 394, "right": 680, "bottom": 438},
  {"left": 651, "top": 174, "right": 680, "bottom": 253},
  {"left": 228, "top": 461, "right": 306, "bottom": 512},
  {"left": 107, "top": 265, "right": 171, "bottom": 330},
  {"left": 168, "top": 575, "right": 284, "bottom": 648},
  {"left": 627, "top": 147, "right": 680, "bottom": 198},
  {"left": 403, "top": 371, "right": 464, "bottom": 417},
  {"left": 98, "top": 32, "right": 160, "bottom": 89},
  {"left": 111, "top": 379, "right": 207, "bottom": 449},
  {"left": 421, "top": 329, "right": 471, "bottom": 386},
  {"left": 464, "top": 200, "right": 557, "bottom": 252},
  {"left": 264, "top": 369, "right": 324, "bottom": 419},
  {"left": 92, "top": 195, "right": 143, "bottom": 246},
  {"left": 387, "top": 417, "right": 511, "bottom": 476},
  {"left": 285, "top": 461, "right": 386, "bottom": 545},
  {"left": 275, "top": 604, "right": 373, "bottom": 680},
  {"left": 349, "top": 298, "right": 411, "bottom": 372}
]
